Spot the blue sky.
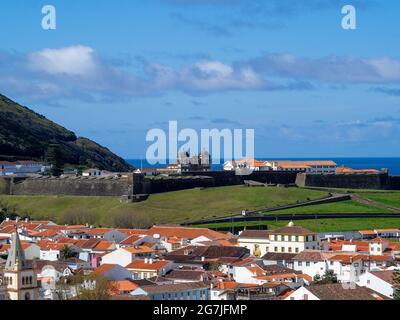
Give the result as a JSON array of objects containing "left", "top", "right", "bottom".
[{"left": 1, "top": 0, "right": 400, "bottom": 159}]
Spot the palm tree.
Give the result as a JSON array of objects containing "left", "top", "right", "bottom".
[{"left": 60, "top": 245, "right": 75, "bottom": 261}]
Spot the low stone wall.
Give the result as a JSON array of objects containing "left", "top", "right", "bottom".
[
  {"left": 0, "top": 177, "right": 11, "bottom": 195},
  {"left": 8, "top": 176, "right": 133, "bottom": 196},
  {"left": 296, "top": 172, "right": 391, "bottom": 189},
  {"left": 140, "top": 176, "right": 215, "bottom": 194}
]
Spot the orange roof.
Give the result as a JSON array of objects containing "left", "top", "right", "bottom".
[
  {"left": 122, "top": 246, "right": 155, "bottom": 254},
  {"left": 359, "top": 230, "right": 376, "bottom": 235},
  {"left": 231, "top": 258, "right": 258, "bottom": 267},
  {"left": 126, "top": 259, "right": 171, "bottom": 271},
  {"left": 375, "top": 229, "right": 400, "bottom": 233},
  {"left": 117, "top": 229, "right": 149, "bottom": 236},
  {"left": 0, "top": 242, "right": 36, "bottom": 251},
  {"left": 336, "top": 167, "right": 380, "bottom": 174},
  {"left": 246, "top": 265, "right": 265, "bottom": 277},
  {"left": 40, "top": 243, "right": 71, "bottom": 251},
  {"left": 92, "top": 264, "right": 117, "bottom": 276},
  {"left": 110, "top": 280, "right": 139, "bottom": 293},
  {"left": 119, "top": 235, "right": 142, "bottom": 245},
  {"left": 328, "top": 254, "right": 364, "bottom": 264},
  {"left": 93, "top": 241, "right": 115, "bottom": 251},
  {"left": 32, "top": 229, "right": 61, "bottom": 238},
  {"left": 215, "top": 281, "right": 258, "bottom": 290}
]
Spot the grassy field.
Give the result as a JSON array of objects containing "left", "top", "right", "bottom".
[
  {"left": 273, "top": 200, "right": 391, "bottom": 214},
  {"left": 0, "top": 186, "right": 328, "bottom": 227},
  {"left": 195, "top": 218, "right": 400, "bottom": 233}
]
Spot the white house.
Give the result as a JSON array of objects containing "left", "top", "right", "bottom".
[
  {"left": 39, "top": 243, "right": 80, "bottom": 262},
  {"left": 126, "top": 259, "right": 174, "bottom": 279},
  {"left": 92, "top": 264, "right": 134, "bottom": 281},
  {"left": 101, "top": 247, "right": 155, "bottom": 267},
  {"left": 236, "top": 222, "right": 318, "bottom": 257},
  {"left": 358, "top": 270, "right": 396, "bottom": 299},
  {"left": 267, "top": 222, "right": 319, "bottom": 254},
  {"left": 285, "top": 283, "right": 386, "bottom": 300},
  {"left": 85, "top": 228, "right": 127, "bottom": 242}
]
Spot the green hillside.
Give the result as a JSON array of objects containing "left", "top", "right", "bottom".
[
  {"left": 0, "top": 94, "right": 133, "bottom": 172},
  {"left": 0, "top": 186, "right": 328, "bottom": 227}
]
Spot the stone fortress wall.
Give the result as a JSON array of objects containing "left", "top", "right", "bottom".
[
  {"left": 0, "top": 170, "right": 399, "bottom": 197},
  {"left": 295, "top": 171, "right": 400, "bottom": 190}
]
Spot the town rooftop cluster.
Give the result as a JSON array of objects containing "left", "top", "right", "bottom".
[{"left": 0, "top": 218, "right": 399, "bottom": 300}]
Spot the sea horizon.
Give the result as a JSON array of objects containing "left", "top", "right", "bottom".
[{"left": 127, "top": 157, "right": 400, "bottom": 176}]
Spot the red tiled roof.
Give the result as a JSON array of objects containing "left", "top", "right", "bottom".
[
  {"left": 93, "top": 241, "right": 115, "bottom": 251},
  {"left": 126, "top": 259, "right": 171, "bottom": 271},
  {"left": 122, "top": 246, "right": 155, "bottom": 254},
  {"left": 119, "top": 235, "right": 142, "bottom": 245},
  {"left": 110, "top": 280, "right": 139, "bottom": 293},
  {"left": 92, "top": 264, "right": 117, "bottom": 276}
]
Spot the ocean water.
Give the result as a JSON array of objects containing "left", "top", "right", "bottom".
[{"left": 127, "top": 158, "right": 400, "bottom": 176}]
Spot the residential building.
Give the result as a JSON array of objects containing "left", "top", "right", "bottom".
[
  {"left": 358, "top": 270, "right": 397, "bottom": 299},
  {"left": 268, "top": 222, "right": 318, "bottom": 254},
  {"left": 130, "top": 282, "right": 210, "bottom": 300},
  {"left": 285, "top": 283, "right": 387, "bottom": 300},
  {"left": 126, "top": 259, "right": 174, "bottom": 279}
]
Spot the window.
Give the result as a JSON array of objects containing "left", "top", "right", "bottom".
[
  {"left": 288, "top": 247, "right": 292, "bottom": 253},
  {"left": 295, "top": 248, "right": 299, "bottom": 253},
  {"left": 281, "top": 247, "right": 285, "bottom": 253},
  {"left": 306, "top": 262, "right": 310, "bottom": 267},
  {"left": 367, "top": 280, "right": 370, "bottom": 284},
  {"left": 303, "top": 294, "right": 308, "bottom": 300},
  {"left": 274, "top": 247, "right": 278, "bottom": 252},
  {"left": 298, "top": 262, "right": 302, "bottom": 266}
]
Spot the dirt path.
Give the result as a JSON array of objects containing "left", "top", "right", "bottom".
[{"left": 351, "top": 194, "right": 400, "bottom": 213}]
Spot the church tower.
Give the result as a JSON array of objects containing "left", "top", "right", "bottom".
[{"left": 3, "top": 230, "right": 39, "bottom": 300}]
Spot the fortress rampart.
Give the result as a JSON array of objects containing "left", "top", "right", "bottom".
[
  {"left": 295, "top": 172, "right": 398, "bottom": 190},
  {"left": 0, "top": 170, "right": 398, "bottom": 197}
]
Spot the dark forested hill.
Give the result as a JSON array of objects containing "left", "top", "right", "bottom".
[{"left": 0, "top": 94, "right": 133, "bottom": 172}]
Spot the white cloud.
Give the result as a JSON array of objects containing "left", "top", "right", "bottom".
[
  {"left": 2, "top": 45, "right": 400, "bottom": 103},
  {"left": 28, "top": 46, "right": 98, "bottom": 77}
]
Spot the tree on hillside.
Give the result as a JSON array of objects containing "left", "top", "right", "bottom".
[
  {"left": 313, "top": 270, "right": 338, "bottom": 284},
  {"left": 47, "top": 144, "right": 64, "bottom": 176}
]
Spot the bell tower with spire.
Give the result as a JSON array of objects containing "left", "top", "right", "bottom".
[{"left": 3, "top": 229, "right": 39, "bottom": 300}]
